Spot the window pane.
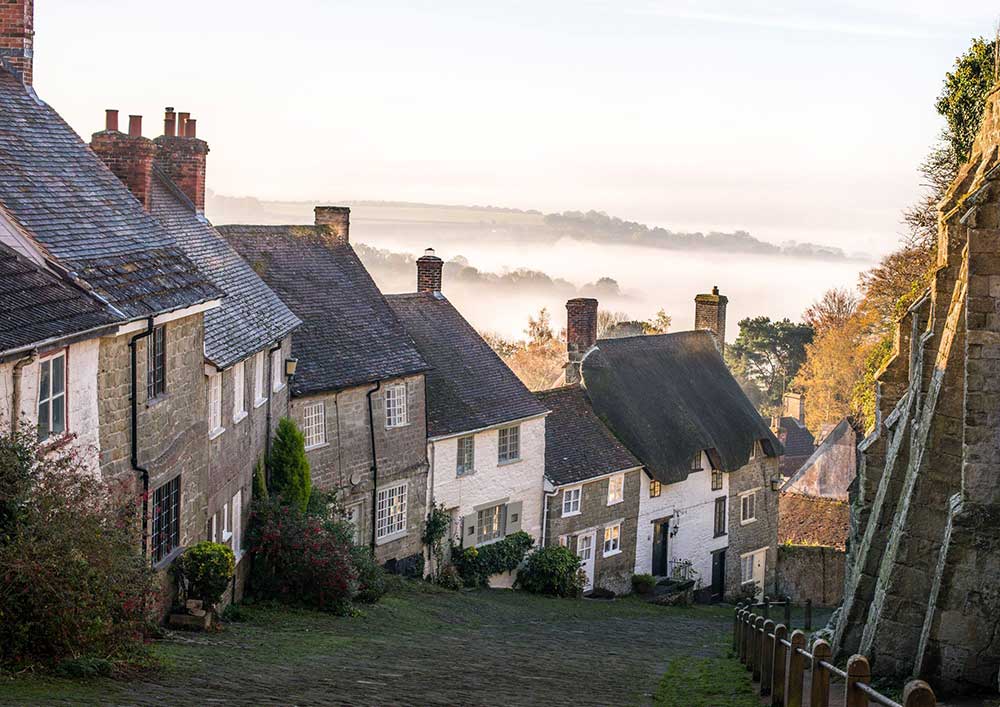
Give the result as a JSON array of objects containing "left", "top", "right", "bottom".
[
  {"left": 52, "top": 356, "right": 65, "bottom": 395},
  {"left": 51, "top": 394, "right": 65, "bottom": 435},
  {"left": 37, "top": 400, "right": 49, "bottom": 440},
  {"left": 39, "top": 360, "right": 50, "bottom": 400}
]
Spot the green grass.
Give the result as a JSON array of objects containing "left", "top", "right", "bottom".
[{"left": 654, "top": 656, "right": 760, "bottom": 707}]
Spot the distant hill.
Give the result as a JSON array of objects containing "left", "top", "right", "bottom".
[{"left": 206, "top": 193, "right": 864, "bottom": 261}]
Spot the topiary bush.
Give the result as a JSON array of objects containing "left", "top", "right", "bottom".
[
  {"left": 632, "top": 573, "right": 656, "bottom": 595},
  {"left": 269, "top": 417, "right": 311, "bottom": 512},
  {"left": 452, "top": 530, "right": 534, "bottom": 587},
  {"left": 247, "top": 498, "right": 357, "bottom": 613},
  {"left": 516, "top": 545, "right": 585, "bottom": 597},
  {"left": 174, "top": 541, "right": 236, "bottom": 607}
]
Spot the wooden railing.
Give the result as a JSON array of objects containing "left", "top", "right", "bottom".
[{"left": 733, "top": 603, "right": 937, "bottom": 706}]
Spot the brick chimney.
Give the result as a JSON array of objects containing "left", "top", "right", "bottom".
[
  {"left": 694, "top": 286, "right": 728, "bottom": 353},
  {"left": 91, "top": 111, "right": 156, "bottom": 211},
  {"left": 314, "top": 206, "right": 350, "bottom": 245},
  {"left": 566, "top": 298, "right": 598, "bottom": 385},
  {"left": 0, "top": 0, "right": 33, "bottom": 86},
  {"left": 154, "top": 108, "right": 209, "bottom": 213},
  {"left": 417, "top": 248, "right": 443, "bottom": 293},
  {"left": 782, "top": 391, "right": 805, "bottom": 424}
]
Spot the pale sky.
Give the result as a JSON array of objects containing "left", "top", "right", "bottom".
[{"left": 35, "top": 1, "right": 1000, "bottom": 257}]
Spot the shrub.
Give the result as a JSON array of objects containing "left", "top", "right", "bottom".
[
  {"left": 351, "top": 546, "right": 388, "bottom": 604},
  {"left": 516, "top": 546, "right": 585, "bottom": 597},
  {"left": 174, "top": 541, "right": 235, "bottom": 607},
  {"left": 435, "top": 564, "right": 463, "bottom": 591},
  {"left": 252, "top": 457, "right": 268, "bottom": 504},
  {"left": 632, "top": 573, "right": 656, "bottom": 595},
  {"left": 247, "top": 498, "right": 357, "bottom": 613},
  {"left": 452, "top": 531, "right": 534, "bottom": 587},
  {"left": 269, "top": 417, "right": 311, "bottom": 512},
  {"left": 0, "top": 430, "right": 158, "bottom": 670}
]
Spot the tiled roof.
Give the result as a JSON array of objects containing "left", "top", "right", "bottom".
[
  {"left": 535, "top": 385, "right": 641, "bottom": 486},
  {"left": 150, "top": 174, "right": 300, "bottom": 369},
  {"left": 581, "top": 331, "right": 783, "bottom": 484},
  {"left": 0, "top": 70, "right": 220, "bottom": 318},
  {"left": 218, "top": 225, "right": 429, "bottom": 395},
  {"left": 386, "top": 292, "right": 547, "bottom": 437},
  {"left": 0, "top": 241, "right": 122, "bottom": 354},
  {"left": 777, "top": 416, "right": 816, "bottom": 476}
]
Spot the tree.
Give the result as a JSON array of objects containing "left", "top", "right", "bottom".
[
  {"left": 936, "top": 37, "right": 997, "bottom": 163},
  {"left": 727, "top": 317, "right": 814, "bottom": 412},
  {"left": 643, "top": 309, "right": 672, "bottom": 335},
  {"left": 269, "top": 417, "right": 312, "bottom": 512},
  {"left": 793, "top": 314, "right": 870, "bottom": 432},
  {"left": 803, "top": 288, "right": 859, "bottom": 337},
  {"left": 597, "top": 310, "right": 631, "bottom": 338},
  {"left": 526, "top": 307, "right": 556, "bottom": 344}
]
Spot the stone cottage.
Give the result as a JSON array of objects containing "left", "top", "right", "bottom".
[
  {"left": 385, "top": 251, "right": 548, "bottom": 581},
  {"left": 834, "top": 84, "right": 1000, "bottom": 694},
  {"left": 220, "top": 213, "right": 430, "bottom": 573},
  {"left": 536, "top": 385, "right": 643, "bottom": 595},
  {"left": 561, "top": 293, "right": 782, "bottom": 600}
]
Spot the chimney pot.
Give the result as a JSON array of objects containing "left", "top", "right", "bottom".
[
  {"left": 184, "top": 118, "right": 197, "bottom": 138},
  {"left": 565, "top": 298, "right": 599, "bottom": 385},
  {"left": 416, "top": 247, "right": 444, "bottom": 293},
  {"left": 694, "top": 286, "right": 729, "bottom": 353},
  {"left": 314, "top": 206, "right": 350, "bottom": 245},
  {"left": 153, "top": 114, "right": 209, "bottom": 213},
  {"left": 105, "top": 109, "right": 119, "bottom": 132},
  {"left": 177, "top": 112, "right": 190, "bottom": 137},
  {"left": 164, "top": 107, "right": 176, "bottom": 137},
  {"left": 128, "top": 115, "right": 142, "bottom": 138}
]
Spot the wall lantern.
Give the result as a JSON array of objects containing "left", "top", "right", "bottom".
[
  {"left": 284, "top": 357, "right": 299, "bottom": 378},
  {"left": 770, "top": 477, "right": 783, "bottom": 492}
]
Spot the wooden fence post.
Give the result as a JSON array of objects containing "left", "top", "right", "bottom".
[
  {"left": 734, "top": 603, "right": 742, "bottom": 651},
  {"left": 786, "top": 630, "right": 806, "bottom": 707},
  {"left": 810, "top": 639, "right": 831, "bottom": 707},
  {"left": 784, "top": 597, "right": 791, "bottom": 629},
  {"left": 846, "top": 654, "right": 870, "bottom": 707},
  {"left": 754, "top": 616, "right": 766, "bottom": 682},
  {"left": 745, "top": 613, "right": 756, "bottom": 671},
  {"left": 740, "top": 611, "right": 748, "bottom": 665},
  {"left": 761, "top": 619, "right": 775, "bottom": 697},
  {"left": 805, "top": 598, "right": 813, "bottom": 631},
  {"left": 764, "top": 596, "right": 771, "bottom": 619},
  {"left": 772, "top": 624, "right": 787, "bottom": 707},
  {"left": 902, "top": 680, "right": 937, "bottom": 707}
]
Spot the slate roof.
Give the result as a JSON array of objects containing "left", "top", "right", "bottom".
[
  {"left": 149, "top": 174, "right": 300, "bottom": 369},
  {"left": 777, "top": 416, "right": 816, "bottom": 476},
  {"left": 385, "top": 292, "right": 547, "bottom": 437},
  {"left": 581, "top": 331, "right": 782, "bottom": 484},
  {"left": 218, "top": 225, "right": 429, "bottom": 395},
  {"left": 0, "top": 69, "right": 220, "bottom": 318},
  {"left": 0, "top": 241, "right": 122, "bottom": 355},
  {"left": 535, "top": 385, "right": 641, "bottom": 486}
]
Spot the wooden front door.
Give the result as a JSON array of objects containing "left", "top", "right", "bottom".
[
  {"left": 576, "top": 531, "right": 596, "bottom": 592},
  {"left": 651, "top": 520, "right": 670, "bottom": 576},
  {"left": 711, "top": 549, "right": 726, "bottom": 602}
]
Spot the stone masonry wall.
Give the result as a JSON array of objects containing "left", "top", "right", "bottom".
[
  {"left": 776, "top": 545, "right": 845, "bottom": 607},
  {"left": 546, "top": 469, "right": 642, "bottom": 595},
  {"left": 726, "top": 454, "right": 780, "bottom": 598},
  {"left": 292, "top": 374, "right": 428, "bottom": 567}
]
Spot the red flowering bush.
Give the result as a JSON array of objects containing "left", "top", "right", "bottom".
[
  {"left": 247, "top": 498, "right": 358, "bottom": 613},
  {"left": 0, "top": 430, "right": 157, "bottom": 671}
]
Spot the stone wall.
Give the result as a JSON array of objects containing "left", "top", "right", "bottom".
[
  {"left": 292, "top": 373, "right": 428, "bottom": 567},
  {"left": 776, "top": 545, "right": 845, "bottom": 607},
  {"left": 726, "top": 454, "right": 780, "bottom": 598},
  {"left": 546, "top": 469, "right": 642, "bottom": 595}
]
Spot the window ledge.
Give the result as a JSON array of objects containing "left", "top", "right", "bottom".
[
  {"left": 146, "top": 393, "right": 169, "bottom": 409},
  {"left": 152, "top": 545, "right": 185, "bottom": 571},
  {"left": 254, "top": 396, "right": 268, "bottom": 409},
  {"left": 272, "top": 383, "right": 286, "bottom": 394},
  {"left": 222, "top": 531, "right": 233, "bottom": 542},
  {"left": 375, "top": 529, "right": 408, "bottom": 546},
  {"left": 497, "top": 458, "right": 522, "bottom": 467},
  {"left": 740, "top": 518, "right": 758, "bottom": 526},
  {"left": 603, "top": 548, "right": 622, "bottom": 558},
  {"left": 456, "top": 469, "right": 476, "bottom": 477},
  {"left": 209, "top": 426, "right": 226, "bottom": 441},
  {"left": 562, "top": 510, "right": 581, "bottom": 518},
  {"left": 607, "top": 498, "right": 624, "bottom": 507},
  {"left": 714, "top": 532, "right": 728, "bottom": 538},
  {"left": 305, "top": 441, "right": 329, "bottom": 452},
  {"left": 385, "top": 422, "right": 410, "bottom": 431},
  {"left": 233, "top": 410, "right": 248, "bottom": 425}
]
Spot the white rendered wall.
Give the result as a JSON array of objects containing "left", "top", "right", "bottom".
[
  {"left": 634, "top": 451, "right": 729, "bottom": 589},
  {"left": 0, "top": 339, "right": 102, "bottom": 473},
  {"left": 429, "top": 415, "right": 546, "bottom": 547}
]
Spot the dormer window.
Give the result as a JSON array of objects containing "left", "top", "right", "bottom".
[{"left": 691, "top": 452, "right": 703, "bottom": 471}]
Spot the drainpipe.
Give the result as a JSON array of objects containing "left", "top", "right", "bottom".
[
  {"left": 366, "top": 380, "right": 382, "bottom": 552},
  {"left": 129, "top": 317, "right": 155, "bottom": 559},
  {"left": 264, "top": 341, "right": 282, "bottom": 484},
  {"left": 9, "top": 351, "right": 37, "bottom": 435}
]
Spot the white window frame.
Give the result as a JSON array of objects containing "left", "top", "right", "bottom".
[
  {"left": 209, "top": 512, "right": 218, "bottom": 543},
  {"left": 221, "top": 501, "right": 232, "bottom": 545},
  {"left": 456, "top": 435, "right": 475, "bottom": 476},
  {"left": 603, "top": 523, "right": 621, "bottom": 557},
  {"left": 232, "top": 490, "right": 243, "bottom": 559},
  {"left": 232, "top": 361, "right": 246, "bottom": 423},
  {"left": 36, "top": 352, "right": 67, "bottom": 442},
  {"left": 740, "top": 488, "right": 759, "bottom": 525},
  {"left": 607, "top": 473, "right": 624, "bottom": 506},
  {"left": 302, "top": 401, "right": 327, "bottom": 450},
  {"left": 741, "top": 553, "right": 754, "bottom": 584},
  {"left": 271, "top": 348, "right": 285, "bottom": 393},
  {"left": 497, "top": 424, "right": 520, "bottom": 464},
  {"left": 375, "top": 481, "right": 408, "bottom": 542},
  {"left": 384, "top": 382, "right": 408, "bottom": 428},
  {"left": 208, "top": 372, "right": 224, "bottom": 439},
  {"left": 562, "top": 486, "right": 582, "bottom": 517},
  {"left": 476, "top": 503, "right": 507, "bottom": 546},
  {"left": 253, "top": 350, "right": 267, "bottom": 408}
]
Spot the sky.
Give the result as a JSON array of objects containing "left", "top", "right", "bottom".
[{"left": 34, "top": 0, "right": 1000, "bottom": 258}]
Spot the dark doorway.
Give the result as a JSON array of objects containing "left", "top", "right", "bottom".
[
  {"left": 651, "top": 520, "right": 670, "bottom": 576},
  {"left": 711, "top": 549, "right": 726, "bottom": 602}
]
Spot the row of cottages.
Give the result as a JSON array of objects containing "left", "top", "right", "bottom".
[
  {"left": 0, "top": 0, "right": 299, "bottom": 606},
  {"left": 541, "top": 296, "right": 783, "bottom": 599}
]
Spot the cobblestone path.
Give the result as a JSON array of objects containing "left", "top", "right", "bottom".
[{"left": 2, "top": 584, "right": 735, "bottom": 706}]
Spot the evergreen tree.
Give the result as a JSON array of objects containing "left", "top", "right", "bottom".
[
  {"left": 269, "top": 418, "right": 311, "bottom": 512},
  {"left": 252, "top": 456, "right": 268, "bottom": 504}
]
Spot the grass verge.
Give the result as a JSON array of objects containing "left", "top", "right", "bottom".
[{"left": 654, "top": 655, "right": 759, "bottom": 707}]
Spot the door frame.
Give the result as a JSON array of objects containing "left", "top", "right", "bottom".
[
  {"left": 710, "top": 548, "right": 726, "bottom": 603},
  {"left": 576, "top": 529, "right": 597, "bottom": 593},
  {"left": 650, "top": 516, "right": 671, "bottom": 577}
]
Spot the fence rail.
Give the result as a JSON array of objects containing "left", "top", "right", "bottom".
[{"left": 733, "top": 602, "right": 936, "bottom": 707}]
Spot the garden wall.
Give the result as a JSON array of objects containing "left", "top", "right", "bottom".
[{"left": 775, "top": 544, "right": 845, "bottom": 607}]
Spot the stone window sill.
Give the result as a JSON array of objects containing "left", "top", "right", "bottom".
[
  {"left": 209, "top": 426, "right": 226, "bottom": 441},
  {"left": 153, "top": 545, "right": 184, "bottom": 571},
  {"left": 375, "top": 529, "right": 408, "bottom": 546},
  {"left": 146, "top": 393, "right": 170, "bottom": 409},
  {"left": 254, "top": 396, "right": 268, "bottom": 409},
  {"left": 233, "top": 410, "right": 248, "bottom": 425},
  {"left": 562, "top": 509, "right": 581, "bottom": 518},
  {"left": 603, "top": 548, "right": 622, "bottom": 558},
  {"left": 740, "top": 517, "right": 757, "bottom": 526},
  {"left": 305, "top": 441, "right": 329, "bottom": 452},
  {"left": 606, "top": 498, "right": 624, "bottom": 507},
  {"left": 497, "top": 457, "right": 522, "bottom": 467}
]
